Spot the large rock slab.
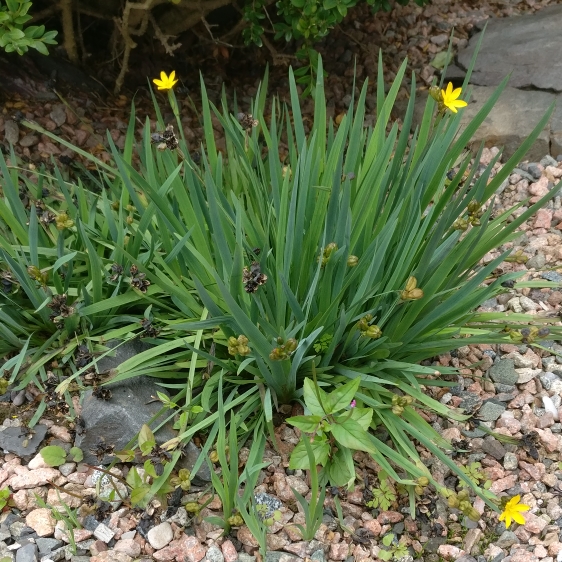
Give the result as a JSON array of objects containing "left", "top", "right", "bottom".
[
  {"left": 406, "top": 86, "right": 562, "bottom": 161},
  {"left": 76, "top": 340, "right": 211, "bottom": 483},
  {"left": 457, "top": 4, "right": 562, "bottom": 92}
]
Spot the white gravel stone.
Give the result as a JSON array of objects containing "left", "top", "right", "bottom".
[
  {"left": 147, "top": 521, "right": 173, "bottom": 550},
  {"left": 543, "top": 396, "right": 560, "bottom": 421}
]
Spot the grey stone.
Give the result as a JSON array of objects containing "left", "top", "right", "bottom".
[
  {"left": 254, "top": 493, "right": 282, "bottom": 520},
  {"left": 35, "top": 538, "right": 63, "bottom": 556},
  {"left": 512, "top": 167, "right": 537, "bottom": 182},
  {"left": 494, "top": 383, "right": 516, "bottom": 394},
  {"left": 526, "top": 253, "right": 546, "bottom": 270},
  {"left": 542, "top": 372, "right": 562, "bottom": 391},
  {"left": 69, "top": 557, "right": 91, "bottom": 562},
  {"left": 238, "top": 554, "right": 256, "bottom": 562},
  {"left": 457, "top": 5, "right": 562, "bottom": 91},
  {"left": 77, "top": 381, "right": 173, "bottom": 464},
  {"left": 495, "top": 530, "right": 519, "bottom": 548},
  {"left": 19, "top": 134, "right": 39, "bottom": 148},
  {"left": 456, "top": 557, "right": 477, "bottom": 562},
  {"left": 266, "top": 554, "right": 284, "bottom": 562},
  {"left": 541, "top": 155, "right": 559, "bottom": 167},
  {"left": 49, "top": 105, "right": 67, "bottom": 128},
  {"left": 527, "top": 163, "right": 542, "bottom": 180},
  {"left": 15, "top": 543, "right": 38, "bottom": 562},
  {"left": 0, "top": 525, "right": 11, "bottom": 541},
  {"left": 503, "top": 452, "right": 519, "bottom": 470},
  {"left": 310, "top": 551, "right": 325, "bottom": 562},
  {"left": 482, "top": 437, "right": 506, "bottom": 460},
  {"left": 542, "top": 271, "right": 562, "bottom": 283},
  {"left": 4, "top": 119, "right": 20, "bottom": 144},
  {"left": 423, "top": 537, "right": 446, "bottom": 553},
  {"left": 458, "top": 392, "right": 482, "bottom": 414},
  {"left": 488, "top": 360, "right": 518, "bottom": 385},
  {"left": 478, "top": 401, "right": 506, "bottom": 422},
  {"left": 0, "top": 424, "right": 48, "bottom": 459},
  {"left": 206, "top": 545, "right": 224, "bottom": 562}
]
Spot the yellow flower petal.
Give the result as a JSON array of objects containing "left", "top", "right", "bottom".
[
  {"left": 169, "top": 70, "right": 176, "bottom": 82},
  {"left": 512, "top": 512, "right": 526, "bottom": 525},
  {"left": 451, "top": 86, "right": 463, "bottom": 99},
  {"left": 160, "top": 71, "right": 167, "bottom": 82},
  {"left": 512, "top": 503, "right": 530, "bottom": 512},
  {"left": 446, "top": 82, "right": 453, "bottom": 96},
  {"left": 153, "top": 79, "right": 164, "bottom": 88}
]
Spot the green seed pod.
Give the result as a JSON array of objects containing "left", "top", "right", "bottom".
[
  {"left": 429, "top": 85, "right": 441, "bottom": 102},
  {"left": 414, "top": 485, "right": 424, "bottom": 495},
  {"left": 447, "top": 495, "right": 459, "bottom": 509},
  {"left": 209, "top": 450, "right": 219, "bottom": 463},
  {"left": 227, "top": 514, "right": 244, "bottom": 527},
  {"left": 467, "top": 200, "right": 480, "bottom": 213},
  {"left": 457, "top": 490, "right": 469, "bottom": 501},
  {"left": 285, "top": 338, "right": 298, "bottom": 352},
  {"left": 325, "top": 242, "right": 338, "bottom": 256},
  {"left": 347, "top": 255, "right": 359, "bottom": 267},
  {"left": 468, "top": 507, "right": 481, "bottom": 522},
  {"left": 366, "top": 325, "right": 382, "bottom": 339},
  {"left": 417, "top": 477, "right": 429, "bottom": 487},
  {"left": 184, "top": 502, "right": 200, "bottom": 513}
]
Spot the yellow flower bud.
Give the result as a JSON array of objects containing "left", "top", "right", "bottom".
[
  {"left": 447, "top": 495, "right": 459, "bottom": 509},
  {"left": 347, "top": 255, "right": 359, "bottom": 267},
  {"left": 237, "top": 345, "right": 250, "bottom": 356},
  {"left": 325, "top": 242, "right": 338, "bottom": 256},
  {"left": 237, "top": 335, "right": 249, "bottom": 345},
  {"left": 414, "top": 485, "right": 424, "bottom": 495},
  {"left": 184, "top": 502, "right": 200, "bottom": 513},
  {"left": 417, "top": 477, "right": 429, "bottom": 487},
  {"left": 209, "top": 450, "right": 219, "bottom": 463},
  {"left": 126, "top": 215, "right": 134, "bottom": 224},
  {"left": 228, "top": 337, "right": 239, "bottom": 346}
]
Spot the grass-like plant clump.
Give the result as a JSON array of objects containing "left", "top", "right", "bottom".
[{"left": 1, "top": 44, "right": 560, "bottom": 536}]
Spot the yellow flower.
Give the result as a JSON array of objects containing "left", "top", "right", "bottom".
[
  {"left": 499, "top": 495, "right": 530, "bottom": 528},
  {"left": 440, "top": 82, "right": 467, "bottom": 113},
  {"left": 153, "top": 70, "right": 178, "bottom": 91}
]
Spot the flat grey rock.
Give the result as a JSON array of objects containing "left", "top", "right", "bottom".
[
  {"left": 76, "top": 374, "right": 177, "bottom": 464},
  {"left": 0, "top": 424, "right": 48, "bottom": 459},
  {"left": 488, "top": 359, "right": 518, "bottom": 385},
  {"left": 478, "top": 401, "right": 506, "bottom": 422},
  {"left": 76, "top": 340, "right": 210, "bottom": 483},
  {"left": 457, "top": 5, "right": 562, "bottom": 92}
]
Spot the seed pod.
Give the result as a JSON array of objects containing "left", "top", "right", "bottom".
[
  {"left": 429, "top": 85, "right": 441, "bottom": 102},
  {"left": 184, "top": 502, "right": 200, "bottom": 513},
  {"left": 209, "top": 450, "right": 219, "bottom": 463},
  {"left": 285, "top": 338, "right": 298, "bottom": 352},
  {"left": 414, "top": 485, "right": 424, "bottom": 495},
  {"left": 366, "top": 325, "right": 382, "bottom": 339},
  {"left": 347, "top": 255, "right": 359, "bottom": 267},
  {"left": 405, "top": 276, "right": 417, "bottom": 292},
  {"left": 417, "top": 477, "right": 429, "bottom": 487},
  {"left": 468, "top": 507, "right": 481, "bottom": 522},
  {"left": 447, "top": 495, "right": 459, "bottom": 509}
]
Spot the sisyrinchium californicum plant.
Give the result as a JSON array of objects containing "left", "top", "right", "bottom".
[{"left": 1, "top": 38, "right": 562, "bottom": 524}]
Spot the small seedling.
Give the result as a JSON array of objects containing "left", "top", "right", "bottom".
[{"left": 366, "top": 470, "right": 397, "bottom": 511}]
